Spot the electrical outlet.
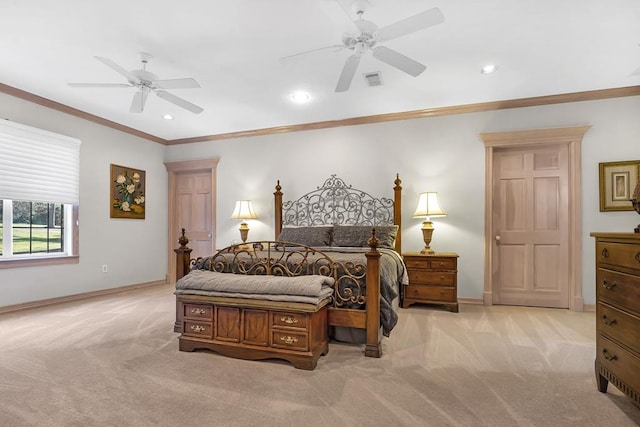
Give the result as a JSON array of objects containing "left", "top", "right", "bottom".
[{"left": 102, "top": 264, "right": 108, "bottom": 273}]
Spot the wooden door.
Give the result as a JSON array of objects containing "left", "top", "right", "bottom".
[
  {"left": 165, "top": 159, "right": 219, "bottom": 283},
  {"left": 176, "top": 171, "right": 213, "bottom": 260},
  {"left": 492, "top": 144, "right": 569, "bottom": 308}
]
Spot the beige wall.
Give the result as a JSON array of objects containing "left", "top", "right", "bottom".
[
  {"left": 0, "top": 92, "right": 168, "bottom": 307},
  {"left": 1, "top": 91, "right": 638, "bottom": 307},
  {"left": 164, "top": 95, "right": 640, "bottom": 305}
]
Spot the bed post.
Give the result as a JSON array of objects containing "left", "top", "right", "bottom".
[
  {"left": 174, "top": 229, "right": 192, "bottom": 333},
  {"left": 364, "top": 231, "right": 382, "bottom": 358},
  {"left": 274, "top": 180, "right": 283, "bottom": 239},
  {"left": 394, "top": 174, "right": 402, "bottom": 254},
  {"left": 174, "top": 228, "right": 192, "bottom": 282}
]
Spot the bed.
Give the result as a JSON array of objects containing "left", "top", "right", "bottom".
[{"left": 174, "top": 174, "right": 405, "bottom": 362}]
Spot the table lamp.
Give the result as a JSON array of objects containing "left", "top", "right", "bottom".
[
  {"left": 230, "top": 200, "right": 258, "bottom": 245},
  {"left": 412, "top": 192, "right": 446, "bottom": 254}
]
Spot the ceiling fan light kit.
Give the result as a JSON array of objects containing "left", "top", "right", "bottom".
[{"left": 68, "top": 52, "right": 203, "bottom": 115}]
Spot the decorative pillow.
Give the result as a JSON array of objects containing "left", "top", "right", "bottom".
[
  {"left": 332, "top": 225, "right": 398, "bottom": 249},
  {"left": 277, "top": 226, "right": 333, "bottom": 247}
]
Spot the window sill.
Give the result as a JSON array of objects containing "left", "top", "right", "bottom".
[{"left": 0, "top": 255, "right": 79, "bottom": 269}]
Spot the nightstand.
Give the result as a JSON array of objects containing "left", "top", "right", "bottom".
[{"left": 402, "top": 252, "right": 459, "bottom": 312}]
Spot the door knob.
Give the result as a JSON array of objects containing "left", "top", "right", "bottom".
[{"left": 495, "top": 235, "right": 501, "bottom": 241}]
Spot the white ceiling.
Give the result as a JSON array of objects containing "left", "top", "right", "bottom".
[{"left": 1, "top": 0, "right": 639, "bottom": 142}]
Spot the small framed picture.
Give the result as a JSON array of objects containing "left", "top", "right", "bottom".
[
  {"left": 599, "top": 160, "right": 640, "bottom": 211},
  {"left": 110, "top": 164, "right": 146, "bottom": 219}
]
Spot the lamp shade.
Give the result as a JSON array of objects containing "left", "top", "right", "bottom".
[
  {"left": 230, "top": 200, "right": 258, "bottom": 220},
  {"left": 412, "top": 192, "right": 446, "bottom": 219}
]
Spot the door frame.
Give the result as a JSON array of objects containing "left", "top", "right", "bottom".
[
  {"left": 480, "top": 126, "right": 590, "bottom": 312},
  {"left": 164, "top": 158, "right": 219, "bottom": 284}
]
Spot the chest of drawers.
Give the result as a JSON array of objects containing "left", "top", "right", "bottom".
[
  {"left": 177, "top": 295, "right": 329, "bottom": 370},
  {"left": 591, "top": 232, "right": 640, "bottom": 408},
  {"left": 401, "top": 252, "right": 459, "bottom": 312}
]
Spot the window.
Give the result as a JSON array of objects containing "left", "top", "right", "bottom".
[{"left": 0, "top": 120, "right": 80, "bottom": 268}]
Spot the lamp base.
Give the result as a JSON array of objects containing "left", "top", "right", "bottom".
[{"left": 420, "top": 220, "right": 435, "bottom": 254}]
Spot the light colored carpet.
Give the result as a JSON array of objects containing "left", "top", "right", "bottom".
[{"left": 0, "top": 283, "right": 638, "bottom": 426}]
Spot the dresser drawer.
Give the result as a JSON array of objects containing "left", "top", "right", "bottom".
[
  {"left": 597, "top": 334, "right": 640, "bottom": 393},
  {"left": 272, "top": 311, "right": 308, "bottom": 330},
  {"left": 183, "top": 303, "right": 213, "bottom": 320},
  {"left": 272, "top": 331, "right": 308, "bottom": 351},
  {"left": 183, "top": 320, "right": 213, "bottom": 339},
  {"left": 405, "top": 285, "right": 454, "bottom": 302},
  {"left": 596, "top": 268, "right": 640, "bottom": 314},
  {"left": 597, "top": 302, "right": 640, "bottom": 355},
  {"left": 597, "top": 241, "right": 640, "bottom": 271},
  {"left": 408, "top": 271, "right": 455, "bottom": 286}
]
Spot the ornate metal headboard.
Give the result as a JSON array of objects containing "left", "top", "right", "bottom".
[{"left": 274, "top": 174, "right": 403, "bottom": 252}]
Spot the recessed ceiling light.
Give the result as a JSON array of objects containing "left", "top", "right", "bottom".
[
  {"left": 481, "top": 64, "right": 498, "bottom": 74},
  {"left": 163, "top": 114, "right": 174, "bottom": 120},
  {"left": 289, "top": 91, "right": 311, "bottom": 103}
]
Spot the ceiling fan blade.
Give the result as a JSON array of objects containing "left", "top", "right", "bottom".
[
  {"left": 155, "top": 78, "right": 200, "bottom": 89},
  {"left": 372, "top": 46, "right": 426, "bottom": 76},
  {"left": 68, "top": 83, "right": 131, "bottom": 88},
  {"left": 335, "top": 54, "right": 361, "bottom": 92},
  {"left": 94, "top": 56, "right": 138, "bottom": 83},
  {"left": 130, "top": 89, "right": 149, "bottom": 113},
  {"left": 279, "top": 45, "right": 345, "bottom": 64},
  {"left": 156, "top": 90, "right": 203, "bottom": 114},
  {"left": 375, "top": 7, "right": 445, "bottom": 42}
]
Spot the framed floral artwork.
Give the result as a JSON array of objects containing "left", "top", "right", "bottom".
[
  {"left": 110, "top": 164, "right": 146, "bottom": 219},
  {"left": 599, "top": 160, "right": 640, "bottom": 212}
]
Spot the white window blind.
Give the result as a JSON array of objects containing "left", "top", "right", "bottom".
[{"left": 0, "top": 119, "right": 81, "bottom": 204}]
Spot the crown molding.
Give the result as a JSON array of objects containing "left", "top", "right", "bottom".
[{"left": 3, "top": 81, "right": 639, "bottom": 146}]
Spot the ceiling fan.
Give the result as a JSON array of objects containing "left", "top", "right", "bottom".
[
  {"left": 68, "top": 52, "right": 203, "bottom": 114},
  {"left": 281, "top": 1, "right": 445, "bottom": 92}
]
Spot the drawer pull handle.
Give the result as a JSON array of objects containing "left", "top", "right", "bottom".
[
  {"left": 601, "top": 248, "right": 609, "bottom": 258},
  {"left": 439, "top": 276, "right": 445, "bottom": 281},
  {"left": 601, "top": 314, "right": 616, "bottom": 326},
  {"left": 280, "top": 316, "right": 299, "bottom": 324},
  {"left": 190, "top": 308, "right": 206, "bottom": 315},
  {"left": 635, "top": 252, "right": 640, "bottom": 263},
  {"left": 602, "top": 349, "right": 617, "bottom": 362},
  {"left": 280, "top": 336, "right": 299, "bottom": 345},
  {"left": 602, "top": 280, "right": 617, "bottom": 290},
  {"left": 190, "top": 325, "right": 205, "bottom": 333}
]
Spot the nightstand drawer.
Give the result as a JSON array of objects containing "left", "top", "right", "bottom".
[
  {"left": 405, "top": 285, "right": 455, "bottom": 302},
  {"left": 408, "top": 271, "right": 455, "bottom": 286},
  {"left": 404, "top": 257, "right": 456, "bottom": 270}
]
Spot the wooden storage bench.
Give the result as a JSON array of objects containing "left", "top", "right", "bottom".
[{"left": 176, "top": 294, "right": 329, "bottom": 370}]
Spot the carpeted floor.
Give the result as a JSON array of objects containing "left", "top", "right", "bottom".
[{"left": 0, "top": 283, "right": 638, "bottom": 426}]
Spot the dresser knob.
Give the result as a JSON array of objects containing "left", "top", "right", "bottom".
[
  {"left": 601, "top": 248, "right": 609, "bottom": 258},
  {"left": 602, "top": 280, "right": 617, "bottom": 290},
  {"left": 602, "top": 349, "right": 617, "bottom": 361},
  {"left": 601, "top": 314, "right": 616, "bottom": 326},
  {"left": 635, "top": 252, "right": 640, "bottom": 263}
]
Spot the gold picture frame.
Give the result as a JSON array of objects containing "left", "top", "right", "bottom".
[
  {"left": 110, "top": 164, "right": 146, "bottom": 219},
  {"left": 599, "top": 160, "right": 640, "bottom": 212}
]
